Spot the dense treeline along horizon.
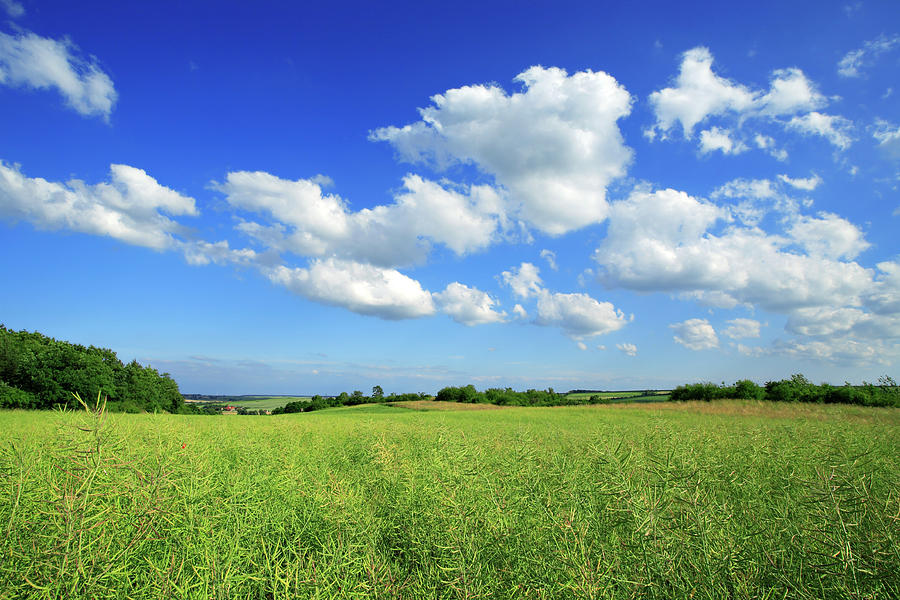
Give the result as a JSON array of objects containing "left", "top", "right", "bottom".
[
  {"left": 0, "top": 325, "right": 190, "bottom": 413},
  {"left": 436, "top": 385, "right": 616, "bottom": 406},
  {"left": 670, "top": 374, "right": 900, "bottom": 407},
  {"left": 272, "top": 386, "right": 430, "bottom": 414}
]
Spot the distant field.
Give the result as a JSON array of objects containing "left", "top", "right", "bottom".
[
  {"left": 1, "top": 400, "right": 898, "bottom": 598},
  {"left": 225, "top": 396, "right": 312, "bottom": 410},
  {"left": 189, "top": 396, "right": 313, "bottom": 410}
]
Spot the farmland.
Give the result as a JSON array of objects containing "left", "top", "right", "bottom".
[
  {"left": 1, "top": 400, "right": 898, "bottom": 598},
  {"left": 185, "top": 395, "right": 313, "bottom": 411}
]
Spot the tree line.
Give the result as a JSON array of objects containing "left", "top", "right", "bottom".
[
  {"left": 271, "top": 386, "right": 430, "bottom": 414},
  {"left": 0, "top": 325, "right": 191, "bottom": 413},
  {"left": 669, "top": 374, "right": 900, "bottom": 407},
  {"left": 435, "top": 385, "right": 618, "bottom": 406}
]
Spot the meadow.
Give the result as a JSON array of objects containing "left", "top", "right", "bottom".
[
  {"left": 1, "top": 400, "right": 898, "bottom": 599},
  {"left": 218, "top": 396, "right": 313, "bottom": 411}
]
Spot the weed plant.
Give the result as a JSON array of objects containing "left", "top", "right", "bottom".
[{"left": 1, "top": 400, "right": 898, "bottom": 598}]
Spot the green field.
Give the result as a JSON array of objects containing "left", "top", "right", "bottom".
[
  {"left": 221, "top": 396, "right": 312, "bottom": 410},
  {"left": 1, "top": 400, "right": 898, "bottom": 598}
]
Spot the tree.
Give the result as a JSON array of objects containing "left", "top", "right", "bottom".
[{"left": 372, "top": 385, "right": 384, "bottom": 400}]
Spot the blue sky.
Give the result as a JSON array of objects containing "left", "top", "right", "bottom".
[{"left": 1, "top": 1, "right": 899, "bottom": 394}]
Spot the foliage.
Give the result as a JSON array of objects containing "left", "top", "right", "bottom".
[
  {"left": 435, "top": 386, "right": 665, "bottom": 407},
  {"left": 270, "top": 390, "right": 430, "bottom": 414},
  {"left": 670, "top": 374, "right": 899, "bottom": 407},
  {"left": 0, "top": 325, "right": 185, "bottom": 412}
]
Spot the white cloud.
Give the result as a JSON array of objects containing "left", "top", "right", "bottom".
[
  {"left": 540, "top": 249, "right": 558, "bottom": 270},
  {"left": 577, "top": 342, "right": 588, "bottom": 351},
  {"left": 722, "top": 318, "right": 761, "bottom": 339},
  {"left": 648, "top": 47, "right": 754, "bottom": 138},
  {"left": 755, "top": 68, "right": 826, "bottom": 117},
  {"left": 873, "top": 119, "right": 900, "bottom": 159},
  {"left": 712, "top": 176, "right": 809, "bottom": 224},
  {"left": 500, "top": 262, "right": 543, "bottom": 299},
  {"left": 534, "top": 290, "right": 629, "bottom": 340},
  {"left": 513, "top": 304, "right": 528, "bottom": 319},
  {"left": 617, "top": 342, "right": 637, "bottom": 356},
  {"left": 265, "top": 258, "right": 436, "bottom": 320},
  {"left": 770, "top": 337, "right": 888, "bottom": 365},
  {"left": 785, "top": 306, "right": 867, "bottom": 337},
  {"left": 594, "top": 188, "right": 874, "bottom": 313},
  {"left": 500, "top": 260, "right": 631, "bottom": 340},
  {"left": 754, "top": 134, "right": 788, "bottom": 161},
  {"left": 838, "top": 35, "right": 900, "bottom": 78},
  {"left": 670, "top": 318, "right": 719, "bottom": 350},
  {"left": 787, "top": 112, "right": 854, "bottom": 149},
  {"left": 778, "top": 173, "right": 822, "bottom": 190},
  {"left": 699, "top": 127, "right": 747, "bottom": 155},
  {"left": 0, "top": 160, "right": 196, "bottom": 250},
  {"left": 649, "top": 47, "right": 846, "bottom": 155},
  {"left": 788, "top": 212, "right": 869, "bottom": 260},
  {"left": 0, "top": 0, "right": 24, "bottom": 18},
  {"left": 0, "top": 30, "right": 116, "bottom": 119},
  {"left": 219, "top": 171, "right": 502, "bottom": 268},
  {"left": 182, "top": 240, "right": 258, "bottom": 267},
  {"left": 371, "top": 65, "right": 634, "bottom": 235},
  {"left": 865, "top": 261, "right": 900, "bottom": 315},
  {"left": 434, "top": 282, "right": 506, "bottom": 326}
]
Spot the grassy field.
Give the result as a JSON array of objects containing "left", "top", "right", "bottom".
[
  {"left": 225, "top": 396, "right": 312, "bottom": 410},
  {"left": 188, "top": 396, "right": 313, "bottom": 411},
  {"left": 1, "top": 400, "right": 898, "bottom": 598}
]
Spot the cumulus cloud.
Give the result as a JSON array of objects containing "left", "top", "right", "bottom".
[
  {"left": 264, "top": 259, "right": 436, "bottom": 320},
  {"left": 218, "top": 171, "right": 502, "bottom": 268},
  {"left": 0, "top": 30, "right": 117, "bottom": 119},
  {"left": 617, "top": 342, "right": 637, "bottom": 356},
  {"left": 500, "top": 261, "right": 630, "bottom": 339},
  {"left": 513, "top": 304, "right": 528, "bottom": 319},
  {"left": 788, "top": 212, "right": 869, "bottom": 260},
  {"left": 540, "top": 249, "right": 558, "bottom": 270},
  {"left": 755, "top": 68, "right": 827, "bottom": 117},
  {"left": 670, "top": 318, "right": 719, "bottom": 350},
  {"left": 778, "top": 173, "right": 822, "bottom": 190},
  {"left": 754, "top": 134, "right": 788, "bottom": 161},
  {"left": 594, "top": 188, "right": 874, "bottom": 312},
  {"left": 787, "top": 112, "right": 854, "bottom": 149},
  {"left": 712, "top": 176, "right": 808, "bottom": 224},
  {"left": 786, "top": 307, "right": 867, "bottom": 337},
  {"left": 648, "top": 47, "right": 845, "bottom": 155},
  {"left": 722, "top": 318, "right": 761, "bottom": 339},
  {"left": 838, "top": 35, "right": 900, "bottom": 77},
  {"left": 500, "top": 262, "right": 543, "bottom": 299},
  {"left": 0, "top": 160, "right": 196, "bottom": 250},
  {"left": 648, "top": 47, "right": 754, "bottom": 138},
  {"left": 371, "top": 65, "right": 633, "bottom": 235},
  {"left": 873, "top": 119, "right": 900, "bottom": 159},
  {"left": 182, "top": 240, "right": 258, "bottom": 267},
  {"left": 699, "top": 127, "right": 747, "bottom": 155},
  {"left": 577, "top": 342, "right": 588, "bottom": 351},
  {"left": 865, "top": 261, "right": 900, "bottom": 315},
  {"left": 535, "top": 290, "right": 630, "bottom": 339},
  {"left": 434, "top": 282, "right": 507, "bottom": 326},
  {"left": 648, "top": 49, "right": 826, "bottom": 138},
  {"left": 0, "top": 0, "right": 24, "bottom": 18}
]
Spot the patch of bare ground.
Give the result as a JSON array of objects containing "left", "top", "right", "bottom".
[{"left": 388, "top": 400, "right": 508, "bottom": 411}]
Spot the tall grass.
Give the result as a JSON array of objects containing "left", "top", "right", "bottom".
[{"left": 1, "top": 401, "right": 898, "bottom": 598}]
